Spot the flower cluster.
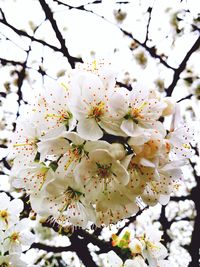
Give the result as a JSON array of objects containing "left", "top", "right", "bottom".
[
  {"left": 9, "top": 59, "right": 194, "bottom": 228},
  {"left": 101, "top": 226, "right": 169, "bottom": 267},
  {"left": 0, "top": 193, "right": 35, "bottom": 267}
]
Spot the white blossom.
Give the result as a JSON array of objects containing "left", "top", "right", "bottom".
[
  {"left": 102, "top": 251, "right": 147, "bottom": 267},
  {"left": 138, "top": 226, "right": 168, "bottom": 267},
  {"left": 0, "top": 254, "right": 27, "bottom": 267},
  {"left": 30, "top": 79, "right": 76, "bottom": 135},
  {"left": 12, "top": 162, "right": 55, "bottom": 196},
  {"left": 0, "top": 193, "right": 23, "bottom": 230},
  {"left": 108, "top": 84, "right": 166, "bottom": 139},
  {"left": 30, "top": 173, "right": 95, "bottom": 228},
  {"left": 74, "top": 149, "right": 130, "bottom": 203},
  {"left": 8, "top": 59, "right": 192, "bottom": 228},
  {"left": 69, "top": 61, "right": 125, "bottom": 140},
  {"left": 55, "top": 132, "right": 110, "bottom": 177},
  {"left": 3, "top": 218, "right": 35, "bottom": 254},
  {"left": 8, "top": 120, "right": 42, "bottom": 174}
]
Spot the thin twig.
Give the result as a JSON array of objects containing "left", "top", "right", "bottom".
[
  {"left": 38, "top": 0, "right": 82, "bottom": 68},
  {"left": 166, "top": 36, "right": 200, "bottom": 96},
  {"left": 177, "top": 94, "right": 193, "bottom": 102}
]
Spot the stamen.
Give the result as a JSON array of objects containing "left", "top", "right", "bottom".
[
  {"left": 0, "top": 210, "right": 9, "bottom": 225},
  {"left": 45, "top": 111, "right": 72, "bottom": 125},
  {"left": 150, "top": 181, "right": 159, "bottom": 194},
  {"left": 60, "top": 82, "right": 68, "bottom": 92},
  {"left": 92, "top": 60, "right": 97, "bottom": 70},
  {"left": 11, "top": 232, "right": 20, "bottom": 242},
  {"left": 38, "top": 167, "right": 49, "bottom": 190},
  {"left": 13, "top": 142, "right": 34, "bottom": 148},
  {"left": 88, "top": 101, "right": 105, "bottom": 121},
  {"left": 182, "top": 144, "right": 190, "bottom": 149}
]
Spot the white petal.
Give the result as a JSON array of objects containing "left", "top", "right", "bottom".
[
  {"left": 38, "top": 137, "right": 70, "bottom": 161},
  {"left": 84, "top": 140, "right": 110, "bottom": 152},
  {"left": 121, "top": 119, "right": 135, "bottom": 136},
  {"left": 112, "top": 161, "right": 130, "bottom": 185},
  {"left": 80, "top": 73, "right": 104, "bottom": 101},
  {"left": 41, "top": 126, "right": 66, "bottom": 140},
  {"left": 30, "top": 193, "right": 49, "bottom": 216},
  {"left": 15, "top": 218, "right": 30, "bottom": 231},
  {"left": 20, "top": 231, "right": 35, "bottom": 248},
  {"left": 157, "top": 260, "right": 171, "bottom": 267},
  {"left": 9, "top": 199, "right": 24, "bottom": 215},
  {"left": 77, "top": 119, "right": 103, "bottom": 141},
  {"left": 12, "top": 177, "right": 24, "bottom": 189},
  {"left": 125, "top": 201, "right": 139, "bottom": 214},
  {"left": 129, "top": 83, "right": 149, "bottom": 104},
  {"left": 149, "top": 242, "right": 168, "bottom": 260},
  {"left": 66, "top": 202, "right": 90, "bottom": 228},
  {"left": 98, "top": 65, "right": 117, "bottom": 91},
  {"left": 140, "top": 158, "right": 156, "bottom": 168},
  {"left": 99, "top": 118, "right": 127, "bottom": 137},
  {"left": 109, "top": 92, "right": 127, "bottom": 117},
  {"left": 9, "top": 242, "right": 22, "bottom": 254},
  {"left": 70, "top": 97, "right": 89, "bottom": 120},
  {"left": 10, "top": 254, "right": 27, "bottom": 267},
  {"left": 128, "top": 130, "right": 152, "bottom": 146},
  {"left": 0, "top": 193, "right": 10, "bottom": 210},
  {"left": 107, "top": 251, "right": 123, "bottom": 267},
  {"left": 125, "top": 257, "right": 147, "bottom": 267},
  {"left": 129, "top": 239, "right": 143, "bottom": 254},
  {"left": 159, "top": 194, "right": 170, "bottom": 205},
  {"left": 64, "top": 132, "right": 84, "bottom": 145},
  {"left": 121, "top": 154, "right": 134, "bottom": 169}
]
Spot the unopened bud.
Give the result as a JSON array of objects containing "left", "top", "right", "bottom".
[
  {"left": 162, "top": 97, "right": 175, "bottom": 116},
  {"left": 110, "top": 143, "right": 126, "bottom": 160}
]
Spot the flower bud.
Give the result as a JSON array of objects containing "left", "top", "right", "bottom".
[
  {"left": 110, "top": 143, "right": 126, "bottom": 160},
  {"left": 162, "top": 97, "right": 175, "bottom": 116}
]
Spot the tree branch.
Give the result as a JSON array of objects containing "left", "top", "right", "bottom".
[
  {"left": 31, "top": 242, "right": 73, "bottom": 253},
  {"left": 38, "top": 0, "right": 82, "bottom": 68},
  {"left": 0, "top": 8, "right": 81, "bottom": 62},
  {"left": 188, "top": 157, "right": 200, "bottom": 267},
  {"left": 166, "top": 35, "right": 200, "bottom": 96},
  {"left": 177, "top": 94, "right": 193, "bottom": 103},
  {"left": 120, "top": 28, "right": 175, "bottom": 70},
  {"left": 41, "top": 218, "right": 128, "bottom": 263},
  {"left": 116, "top": 81, "right": 132, "bottom": 91},
  {"left": 159, "top": 206, "right": 171, "bottom": 246},
  {"left": 51, "top": 1, "right": 175, "bottom": 70},
  {"left": 117, "top": 206, "right": 148, "bottom": 235},
  {"left": 144, "top": 6, "right": 153, "bottom": 44},
  {"left": 0, "top": 57, "right": 24, "bottom": 66}
]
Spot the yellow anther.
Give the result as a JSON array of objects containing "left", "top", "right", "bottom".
[
  {"left": 64, "top": 158, "right": 73, "bottom": 171},
  {"left": 45, "top": 114, "right": 62, "bottom": 119},
  {"left": 173, "top": 183, "right": 181, "bottom": 190},
  {"left": 0, "top": 210, "right": 9, "bottom": 225},
  {"left": 138, "top": 101, "right": 148, "bottom": 112},
  {"left": 45, "top": 111, "right": 71, "bottom": 123},
  {"left": 13, "top": 142, "right": 33, "bottom": 148},
  {"left": 11, "top": 232, "right": 19, "bottom": 242},
  {"left": 129, "top": 102, "right": 147, "bottom": 120},
  {"left": 89, "top": 101, "right": 105, "bottom": 120},
  {"left": 38, "top": 167, "right": 49, "bottom": 190},
  {"left": 92, "top": 60, "right": 97, "bottom": 70},
  {"left": 150, "top": 181, "right": 159, "bottom": 194},
  {"left": 183, "top": 144, "right": 190, "bottom": 149},
  {"left": 60, "top": 82, "right": 68, "bottom": 92},
  {"left": 0, "top": 210, "right": 8, "bottom": 218},
  {"left": 146, "top": 241, "right": 159, "bottom": 250}
]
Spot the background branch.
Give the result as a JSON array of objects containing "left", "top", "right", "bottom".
[{"left": 166, "top": 36, "right": 200, "bottom": 96}]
